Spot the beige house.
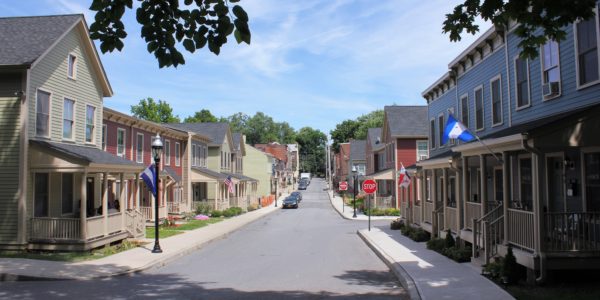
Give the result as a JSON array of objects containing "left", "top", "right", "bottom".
[
  {"left": 0, "top": 15, "right": 145, "bottom": 251},
  {"left": 244, "top": 143, "right": 277, "bottom": 200}
]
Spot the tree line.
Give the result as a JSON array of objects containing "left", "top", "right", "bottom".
[{"left": 329, "top": 110, "right": 384, "bottom": 153}]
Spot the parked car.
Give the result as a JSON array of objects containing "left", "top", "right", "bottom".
[
  {"left": 298, "top": 182, "right": 308, "bottom": 190},
  {"left": 282, "top": 196, "right": 299, "bottom": 209},
  {"left": 290, "top": 191, "right": 302, "bottom": 202}
]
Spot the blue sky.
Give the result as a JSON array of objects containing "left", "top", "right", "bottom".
[{"left": 1, "top": 0, "right": 486, "bottom": 136}]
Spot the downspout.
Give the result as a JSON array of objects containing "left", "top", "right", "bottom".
[{"left": 521, "top": 133, "right": 546, "bottom": 284}]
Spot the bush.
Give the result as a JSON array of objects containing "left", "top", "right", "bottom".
[
  {"left": 443, "top": 246, "right": 472, "bottom": 263},
  {"left": 445, "top": 229, "right": 456, "bottom": 248},
  {"left": 502, "top": 245, "right": 519, "bottom": 284},
  {"left": 400, "top": 224, "right": 413, "bottom": 236},
  {"left": 483, "top": 257, "right": 504, "bottom": 279},
  {"left": 427, "top": 238, "right": 446, "bottom": 252},
  {"left": 364, "top": 208, "right": 385, "bottom": 216},
  {"left": 195, "top": 203, "right": 212, "bottom": 215},
  {"left": 247, "top": 203, "right": 259, "bottom": 211},
  {"left": 409, "top": 228, "right": 430, "bottom": 242},
  {"left": 211, "top": 210, "right": 223, "bottom": 218},
  {"left": 384, "top": 208, "right": 400, "bottom": 216},
  {"left": 390, "top": 218, "right": 404, "bottom": 230}
]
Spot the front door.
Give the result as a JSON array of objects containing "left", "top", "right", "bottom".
[
  {"left": 547, "top": 156, "right": 565, "bottom": 213},
  {"left": 86, "top": 177, "right": 95, "bottom": 216}
]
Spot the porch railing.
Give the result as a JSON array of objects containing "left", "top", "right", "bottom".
[
  {"left": 141, "top": 206, "right": 168, "bottom": 221},
  {"left": 465, "top": 202, "right": 482, "bottom": 230},
  {"left": 423, "top": 202, "right": 433, "bottom": 224},
  {"left": 168, "top": 202, "right": 181, "bottom": 214},
  {"left": 141, "top": 206, "right": 152, "bottom": 221},
  {"left": 229, "top": 197, "right": 238, "bottom": 208},
  {"left": 375, "top": 196, "right": 394, "bottom": 208},
  {"left": 433, "top": 206, "right": 444, "bottom": 236},
  {"left": 413, "top": 204, "right": 422, "bottom": 225},
  {"left": 86, "top": 216, "right": 104, "bottom": 240},
  {"left": 473, "top": 204, "right": 504, "bottom": 264},
  {"left": 445, "top": 207, "right": 458, "bottom": 233},
  {"left": 30, "top": 217, "right": 80, "bottom": 240},
  {"left": 107, "top": 213, "right": 123, "bottom": 234},
  {"left": 507, "top": 208, "right": 535, "bottom": 251},
  {"left": 125, "top": 210, "right": 145, "bottom": 238},
  {"left": 545, "top": 212, "right": 600, "bottom": 252}
]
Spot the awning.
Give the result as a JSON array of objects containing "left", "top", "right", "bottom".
[{"left": 368, "top": 168, "right": 394, "bottom": 181}]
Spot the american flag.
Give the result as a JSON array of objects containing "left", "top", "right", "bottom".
[{"left": 224, "top": 176, "right": 234, "bottom": 194}]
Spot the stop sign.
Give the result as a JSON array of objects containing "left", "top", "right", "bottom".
[
  {"left": 339, "top": 181, "right": 348, "bottom": 191},
  {"left": 362, "top": 179, "right": 377, "bottom": 194}
]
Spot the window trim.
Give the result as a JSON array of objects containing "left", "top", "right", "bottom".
[
  {"left": 35, "top": 88, "right": 52, "bottom": 138},
  {"left": 101, "top": 124, "right": 107, "bottom": 150},
  {"left": 136, "top": 133, "right": 144, "bottom": 163},
  {"left": 517, "top": 154, "right": 533, "bottom": 210},
  {"left": 490, "top": 74, "right": 503, "bottom": 127},
  {"left": 437, "top": 113, "right": 445, "bottom": 148},
  {"left": 85, "top": 104, "right": 96, "bottom": 144},
  {"left": 514, "top": 56, "right": 532, "bottom": 110},
  {"left": 429, "top": 118, "right": 436, "bottom": 150},
  {"left": 574, "top": 6, "right": 600, "bottom": 90},
  {"left": 164, "top": 139, "right": 171, "bottom": 166},
  {"left": 416, "top": 140, "right": 428, "bottom": 161},
  {"left": 460, "top": 93, "right": 469, "bottom": 129},
  {"left": 580, "top": 147, "right": 600, "bottom": 211},
  {"left": 117, "top": 128, "right": 126, "bottom": 157},
  {"left": 474, "top": 85, "right": 485, "bottom": 131},
  {"left": 175, "top": 142, "right": 181, "bottom": 166},
  {"left": 62, "top": 97, "right": 75, "bottom": 141},
  {"left": 67, "top": 53, "right": 77, "bottom": 80},
  {"left": 539, "top": 39, "right": 562, "bottom": 101}
]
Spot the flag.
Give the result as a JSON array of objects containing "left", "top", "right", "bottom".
[
  {"left": 140, "top": 164, "right": 157, "bottom": 198},
  {"left": 224, "top": 176, "right": 234, "bottom": 194},
  {"left": 442, "top": 114, "right": 475, "bottom": 145},
  {"left": 398, "top": 164, "right": 411, "bottom": 188}
]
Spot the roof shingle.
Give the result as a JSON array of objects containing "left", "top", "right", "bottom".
[{"left": 384, "top": 106, "right": 428, "bottom": 137}]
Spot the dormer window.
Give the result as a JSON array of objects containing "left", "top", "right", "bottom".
[{"left": 67, "top": 54, "right": 77, "bottom": 79}]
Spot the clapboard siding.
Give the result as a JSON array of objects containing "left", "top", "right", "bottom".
[
  {"left": 428, "top": 87, "right": 456, "bottom": 157},
  {"left": 0, "top": 97, "right": 21, "bottom": 243},
  {"left": 0, "top": 72, "right": 23, "bottom": 97},
  {"left": 28, "top": 26, "right": 104, "bottom": 146}
]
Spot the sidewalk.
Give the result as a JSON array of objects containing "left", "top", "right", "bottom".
[
  {"left": 328, "top": 190, "right": 513, "bottom": 300},
  {"left": 0, "top": 194, "right": 287, "bottom": 281},
  {"left": 327, "top": 190, "right": 398, "bottom": 221}
]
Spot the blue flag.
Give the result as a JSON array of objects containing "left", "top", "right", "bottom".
[
  {"left": 140, "top": 164, "right": 157, "bottom": 198},
  {"left": 442, "top": 114, "right": 475, "bottom": 145}
]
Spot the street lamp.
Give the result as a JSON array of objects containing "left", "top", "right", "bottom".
[
  {"left": 151, "top": 133, "right": 163, "bottom": 253},
  {"left": 352, "top": 165, "right": 358, "bottom": 218}
]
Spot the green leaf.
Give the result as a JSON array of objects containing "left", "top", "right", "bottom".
[
  {"left": 184, "top": 0, "right": 193, "bottom": 5},
  {"left": 147, "top": 41, "right": 159, "bottom": 53},
  {"left": 232, "top": 5, "right": 248, "bottom": 22},
  {"left": 234, "top": 29, "right": 242, "bottom": 43},
  {"left": 89, "top": 0, "right": 104, "bottom": 11},
  {"left": 183, "top": 38, "right": 196, "bottom": 52}
]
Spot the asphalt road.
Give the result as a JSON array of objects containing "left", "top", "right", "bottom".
[{"left": 0, "top": 178, "right": 406, "bottom": 299}]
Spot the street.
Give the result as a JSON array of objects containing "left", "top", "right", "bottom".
[{"left": 0, "top": 178, "right": 406, "bottom": 299}]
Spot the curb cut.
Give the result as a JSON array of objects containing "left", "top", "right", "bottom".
[{"left": 357, "top": 229, "right": 422, "bottom": 300}]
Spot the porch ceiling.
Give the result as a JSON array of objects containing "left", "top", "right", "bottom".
[{"left": 368, "top": 168, "right": 394, "bottom": 180}]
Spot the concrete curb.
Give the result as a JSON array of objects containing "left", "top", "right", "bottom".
[
  {"left": 0, "top": 196, "right": 286, "bottom": 281},
  {"left": 327, "top": 190, "right": 354, "bottom": 220},
  {"left": 357, "top": 229, "right": 422, "bottom": 300}
]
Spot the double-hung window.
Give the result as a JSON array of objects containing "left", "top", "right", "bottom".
[
  {"left": 192, "top": 144, "right": 197, "bottom": 166},
  {"left": 429, "top": 119, "right": 436, "bottom": 149},
  {"left": 175, "top": 142, "right": 181, "bottom": 166},
  {"left": 117, "top": 128, "right": 126, "bottom": 157},
  {"left": 490, "top": 76, "right": 502, "bottom": 126},
  {"left": 575, "top": 12, "right": 600, "bottom": 87},
  {"left": 519, "top": 157, "right": 533, "bottom": 210},
  {"left": 165, "top": 140, "right": 171, "bottom": 165},
  {"left": 62, "top": 173, "right": 73, "bottom": 215},
  {"left": 460, "top": 94, "right": 469, "bottom": 128},
  {"left": 34, "top": 173, "right": 49, "bottom": 217},
  {"left": 474, "top": 86, "right": 484, "bottom": 130},
  {"left": 67, "top": 54, "right": 77, "bottom": 79},
  {"left": 136, "top": 133, "right": 144, "bottom": 163},
  {"left": 438, "top": 114, "right": 444, "bottom": 147},
  {"left": 541, "top": 40, "right": 561, "bottom": 97},
  {"left": 63, "top": 98, "right": 74, "bottom": 139},
  {"left": 36, "top": 90, "right": 51, "bottom": 137},
  {"left": 515, "top": 57, "right": 530, "bottom": 108},
  {"left": 85, "top": 105, "right": 95, "bottom": 143},
  {"left": 102, "top": 125, "right": 107, "bottom": 150},
  {"left": 416, "top": 141, "right": 428, "bottom": 161}
]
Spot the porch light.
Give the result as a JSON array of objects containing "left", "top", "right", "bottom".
[
  {"left": 152, "top": 133, "right": 163, "bottom": 160},
  {"left": 352, "top": 165, "right": 357, "bottom": 218},
  {"left": 151, "top": 133, "right": 163, "bottom": 254}
]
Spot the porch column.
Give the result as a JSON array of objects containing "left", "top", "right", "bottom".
[
  {"left": 102, "top": 172, "right": 108, "bottom": 236},
  {"left": 462, "top": 156, "right": 470, "bottom": 229},
  {"left": 455, "top": 160, "right": 463, "bottom": 231},
  {"left": 443, "top": 168, "right": 448, "bottom": 232},
  {"left": 431, "top": 169, "right": 438, "bottom": 236},
  {"left": 420, "top": 171, "right": 425, "bottom": 224},
  {"left": 80, "top": 171, "right": 88, "bottom": 240},
  {"left": 502, "top": 152, "right": 510, "bottom": 244},
  {"left": 214, "top": 182, "right": 219, "bottom": 211},
  {"left": 135, "top": 173, "right": 140, "bottom": 209},
  {"left": 532, "top": 152, "right": 544, "bottom": 254},
  {"left": 120, "top": 173, "right": 125, "bottom": 230},
  {"left": 480, "top": 154, "right": 488, "bottom": 215}
]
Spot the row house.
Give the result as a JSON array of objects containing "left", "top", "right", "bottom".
[
  {"left": 365, "top": 127, "right": 394, "bottom": 207},
  {"left": 244, "top": 144, "right": 277, "bottom": 201},
  {"left": 287, "top": 143, "right": 300, "bottom": 184},
  {"left": 255, "top": 142, "right": 291, "bottom": 195},
  {"left": 0, "top": 15, "right": 145, "bottom": 251},
  {"left": 347, "top": 139, "right": 366, "bottom": 191},
  {"left": 416, "top": 6, "right": 600, "bottom": 280},
  {"left": 333, "top": 142, "right": 350, "bottom": 189}
]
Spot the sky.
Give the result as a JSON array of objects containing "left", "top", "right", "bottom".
[{"left": 1, "top": 0, "right": 487, "bottom": 137}]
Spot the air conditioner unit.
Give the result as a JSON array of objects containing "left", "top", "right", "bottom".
[
  {"left": 542, "top": 81, "right": 560, "bottom": 97},
  {"left": 419, "top": 154, "right": 428, "bottom": 161}
]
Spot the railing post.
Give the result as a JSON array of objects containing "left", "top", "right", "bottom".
[
  {"left": 483, "top": 221, "right": 489, "bottom": 264},
  {"left": 502, "top": 152, "right": 509, "bottom": 245},
  {"left": 472, "top": 218, "right": 478, "bottom": 258}
]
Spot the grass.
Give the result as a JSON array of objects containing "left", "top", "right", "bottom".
[
  {"left": 145, "top": 217, "right": 223, "bottom": 238},
  {"left": 0, "top": 240, "right": 145, "bottom": 262},
  {"left": 171, "top": 218, "right": 223, "bottom": 231}
]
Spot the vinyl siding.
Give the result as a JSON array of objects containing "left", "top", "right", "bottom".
[
  {"left": 28, "top": 26, "right": 104, "bottom": 146},
  {"left": 207, "top": 147, "right": 221, "bottom": 171},
  {"left": 396, "top": 139, "right": 418, "bottom": 168},
  {"left": 243, "top": 146, "right": 272, "bottom": 197},
  {"left": 0, "top": 97, "right": 21, "bottom": 243},
  {"left": 428, "top": 86, "right": 456, "bottom": 158}
]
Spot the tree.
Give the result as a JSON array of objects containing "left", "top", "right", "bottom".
[
  {"left": 295, "top": 127, "right": 327, "bottom": 175},
  {"left": 355, "top": 110, "right": 384, "bottom": 140},
  {"left": 219, "top": 112, "right": 249, "bottom": 133},
  {"left": 184, "top": 109, "right": 218, "bottom": 123},
  {"left": 275, "top": 122, "right": 296, "bottom": 144},
  {"left": 131, "top": 97, "right": 180, "bottom": 123},
  {"left": 89, "top": 0, "right": 251, "bottom": 68},
  {"left": 443, "top": 0, "right": 596, "bottom": 58},
  {"left": 244, "top": 112, "right": 278, "bottom": 145},
  {"left": 330, "top": 119, "right": 359, "bottom": 153},
  {"left": 329, "top": 110, "right": 384, "bottom": 152}
]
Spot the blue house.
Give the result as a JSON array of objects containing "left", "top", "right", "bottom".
[{"left": 415, "top": 7, "right": 600, "bottom": 281}]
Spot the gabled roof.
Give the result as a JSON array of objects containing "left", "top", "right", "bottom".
[
  {"left": 255, "top": 143, "right": 288, "bottom": 162},
  {"left": 30, "top": 140, "right": 140, "bottom": 167},
  {"left": 349, "top": 140, "right": 366, "bottom": 161},
  {"left": 339, "top": 143, "right": 350, "bottom": 160},
  {"left": 167, "top": 122, "right": 231, "bottom": 147},
  {"left": 383, "top": 106, "right": 428, "bottom": 138},
  {"left": 103, "top": 107, "right": 194, "bottom": 141},
  {"left": 191, "top": 166, "right": 228, "bottom": 180},
  {"left": 0, "top": 14, "right": 112, "bottom": 96},
  {"left": 162, "top": 166, "right": 181, "bottom": 183},
  {"left": 232, "top": 132, "right": 246, "bottom": 155},
  {"left": 367, "top": 128, "right": 383, "bottom": 150}
]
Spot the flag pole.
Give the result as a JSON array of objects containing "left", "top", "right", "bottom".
[{"left": 468, "top": 130, "right": 502, "bottom": 163}]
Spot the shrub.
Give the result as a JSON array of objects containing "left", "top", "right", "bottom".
[
  {"left": 247, "top": 203, "right": 258, "bottom": 212},
  {"left": 483, "top": 257, "right": 504, "bottom": 279},
  {"left": 384, "top": 208, "right": 400, "bottom": 216},
  {"left": 400, "top": 224, "right": 413, "bottom": 236},
  {"left": 390, "top": 218, "right": 404, "bottom": 230},
  {"left": 195, "top": 203, "right": 212, "bottom": 215},
  {"left": 427, "top": 238, "right": 446, "bottom": 252},
  {"left": 409, "top": 228, "right": 430, "bottom": 242},
  {"left": 211, "top": 210, "right": 223, "bottom": 218},
  {"left": 222, "top": 209, "right": 235, "bottom": 218},
  {"left": 502, "top": 245, "right": 519, "bottom": 284},
  {"left": 444, "top": 229, "right": 456, "bottom": 248},
  {"left": 364, "top": 208, "right": 386, "bottom": 216}
]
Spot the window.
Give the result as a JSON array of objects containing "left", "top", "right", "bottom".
[
  {"left": 191, "top": 144, "right": 196, "bottom": 166},
  {"left": 136, "top": 133, "right": 144, "bottom": 163},
  {"left": 490, "top": 76, "right": 502, "bottom": 125},
  {"left": 430, "top": 119, "right": 436, "bottom": 149},
  {"left": 62, "top": 173, "right": 73, "bottom": 215},
  {"left": 541, "top": 40, "right": 561, "bottom": 90},
  {"left": 519, "top": 157, "right": 533, "bottom": 210},
  {"left": 63, "top": 98, "right": 74, "bottom": 139},
  {"left": 515, "top": 57, "right": 530, "bottom": 108},
  {"left": 175, "top": 142, "right": 181, "bottom": 166},
  {"left": 165, "top": 140, "right": 171, "bottom": 165},
  {"left": 67, "top": 54, "right": 77, "bottom": 79},
  {"left": 460, "top": 94, "right": 469, "bottom": 128},
  {"left": 448, "top": 176, "right": 456, "bottom": 207},
  {"left": 415, "top": 177, "right": 421, "bottom": 205},
  {"left": 36, "top": 89, "right": 50, "bottom": 137},
  {"left": 85, "top": 105, "right": 95, "bottom": 143},
  {"left": 584, "top": 152, "right": 600, "bottom": 211},
  {"left": 417, "top": 141, "right": 428, "bottom": 161},
  {"left": 493, "top": 168, "right": 503, "bottom": 204},
  {"left": 425, "top": 176, "right": 431, "bottom": 202},
  {"left": 117, "top": 128, "right": 126, "bottom": 157},
  {"left": 34, "top": 173, "right": 49, "bottom": 217},
  {"left": 469, "top": 168, "right": 481, "bottom": 203},
  {"left": 101, "top": 124, "right": 107, "bottom": 150},
  {"left": 438, "top": 114, "right": 444, "bottom": 147},
  {"left": 474, "top": 86, "right": 484, "bottom": 130},
  {"left": 576, "top": 14, "right": 599, "bottom": 86}
]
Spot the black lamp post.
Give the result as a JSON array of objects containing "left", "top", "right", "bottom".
[
  {"left": 151, "top": 133, "right": 163, "bottom": 253},
  {"left": 352, "top": 165, "right": 357, "bottom": 218}
]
